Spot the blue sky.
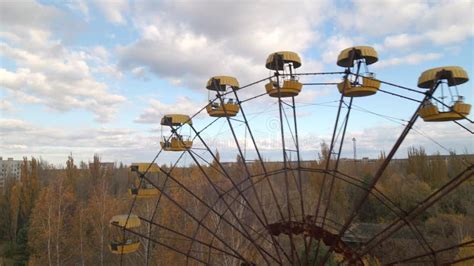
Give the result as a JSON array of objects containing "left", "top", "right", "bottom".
[{"left": 1, "top": 0, "right": 473, "bottom": 165}]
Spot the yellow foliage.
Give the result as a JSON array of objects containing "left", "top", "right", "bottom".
[{"left": 454, "top": 236, "right": 474, "bottom": 265}]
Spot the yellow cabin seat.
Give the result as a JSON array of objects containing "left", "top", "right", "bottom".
[
  {"left": 109, "top": 241, "right": 140, "bottom": 254},
  {"left": 265, "top": 79, "right": 303, "bottom": 97},
  {"left": 206, "top": 101, "right": 240, "bottom": 117},
  {"left": 160, "top": 137, "right": 193, "bottom": 151},
  {"left": 419, "top": 101, "right": 471, "bottom": 122},
  {"left": 419, "top": 103, "right": 439, "bottom": 118},
  {"left": 337, "top": 77, "right": 381, "bottom": 97}
]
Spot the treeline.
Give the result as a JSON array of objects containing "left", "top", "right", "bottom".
[
  {"left": 0, "top": 156, "right": 129, "bottom": 265},
  {"left": 0, "top": 147, "right": 472, "bottom": 265}
]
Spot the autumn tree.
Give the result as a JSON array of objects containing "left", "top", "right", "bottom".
[
  {"left": 407, "top": 146, "right": 430, "bottom": 182},
  {"left": 83, "top": 156, "right": 123, "bottom": 266},
  {"left": 28, "top": 171, "right": 76, "bottom": 265},
  {"left": 211, "top": 149, "right": 221, "bottom": 169},
  {"left": 2, "top": 157, "right": 40, "bottom": 264},
  {"left": 454, "top": 236, "right": 474, "bottom": 265}
]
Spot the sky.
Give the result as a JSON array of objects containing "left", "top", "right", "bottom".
[{"left": 0, "top": 0, "right": 473, "bottom": 166}]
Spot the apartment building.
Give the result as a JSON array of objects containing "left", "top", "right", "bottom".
[{"left": 0, "top": 157, "right": 23, "bottom": 193}]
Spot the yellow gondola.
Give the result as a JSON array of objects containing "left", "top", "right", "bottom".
[
  {"left": 128, "top": 163, "right": 160, "bottom": 198},
  {"left": 417, "top": 66, "right": 470, "bottom": 122},
  {"left": 109, "top": 214, "right": 141, "bottom": 255},
  {"left": 160, "top": 114, "right": 193, "bottom": 151},
  {"left": 206, "top": 76, "right": 241, "bottom": 117},
  {"left": 265, "top": 51, "right": 303, "bottom": 98},
  {"left": 336, "top": 46, "right": 380, "bottom": 97}
]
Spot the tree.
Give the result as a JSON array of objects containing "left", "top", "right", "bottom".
[
  {"left": 454, "top": 236, "right": 474, "bottom": 265},
  {"left": 0, "top": 174, "right": 16, "bottom": 241},
  {"left": 84, "top": 171, "right": 122, "bottom": 265},
  {"left": 0, "top": 193, "right": 10, "bottom": 240},
  {"left": 28, "top": 173, "right": 76, "bottom": 265},
  {"left": 211, "top": 149, "right": 221, "bottom": 169},
  {"left": 65, "top": 155, "right": 78, "bottom": 188},
  {"left": 9, "top": 184, "right": 20, "bottom": 242},
  {"left": 407, "top": 146, "right": 430, "bottom": 182}
]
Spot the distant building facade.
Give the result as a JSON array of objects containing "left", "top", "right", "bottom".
[{"left": 0, "top": 157, "right": 23, "bottom": 193}]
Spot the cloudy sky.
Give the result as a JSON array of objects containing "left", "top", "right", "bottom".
[{"left": 1, "top": 0, "right": 473, "bottom": 165}]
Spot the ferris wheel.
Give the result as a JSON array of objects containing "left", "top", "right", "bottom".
[{"left": 109, "top": 46, "right": 473, "bottom": 265}]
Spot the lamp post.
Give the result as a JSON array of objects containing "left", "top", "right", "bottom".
[{"left": 352, "top": 137, "right": 357, "bottom": 162}]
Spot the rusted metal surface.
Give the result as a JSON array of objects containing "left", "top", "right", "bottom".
[{"left": 267, "top": 216, "right": 364, "bottom": 265}]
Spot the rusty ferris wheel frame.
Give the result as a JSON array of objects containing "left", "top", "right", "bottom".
[{"left": 116, "top": 53, "right": 474, "bottom": 265}]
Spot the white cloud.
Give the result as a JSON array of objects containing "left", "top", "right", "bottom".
[
  {"left": 303, "top": 121, "right": 474, "bottom": 160},
  {"left": 0, "top": 0, "right": 61, "bottom": 31},
  {"left": 0, "top": 118, "right": 158, "bottom": 164},
  {"left": 0, "top": 65, "right": 125, "bottom": 122},
  {"left": 0, "top": 2, "right": 125, "bottom": 122},
  {"left": 0, "top": 99, "right": 13, "bottom": 112},
  {"left": 374, "top": 52, "right": 442, "bottom": 69},
  {"left": 93, "top": 0, "right": 128, "bottom": 25},
  {"left": 1, "top": 0, "right": 472, "bottom": 165},
  {"left": 320, "top": 35, "right": 357, "bottom": 64},
  {"left": 340, "top": 0, "right": 472, "bottom": 36},
  {"left": 198, "top": 117, "right": 473, "bottom": 161},
  {"left": 131, "top": 66, "right": 147, "bottom": 79},
  {"left": 94, "top": 64, "right": 123, "bottom": 79},
  {"left": 382, "top": 34, "right": 425, "bottom": 51},
  {"left": 117, "top": 0, "right": 472, "bottom": 100},
  {"left": 135, "top": 96, "right": 205, "bottom": 124},
  {"left": 0, "top": 118, "right": 32, "bottom": 132},
  {"left": 2, "top": 109, "right": 471, "bottom": 165},
  {"left": 406, "top": 122, "right": 474, "bottom": 154},
  {"left": 424, "top": 24, "right": 474, "bottom": 45},
  {"left": 66, "top": 0, "right": 89, "bottom": 20},
  {"left": 339, "top": 0, "right": 473, "bottom": 51},
  {"left": 118, "top": 28, "right": 269, "bottom": 90},
  {"left": 89, "top": 46, "right": 109, "bottom": 61},
  {"left": 118, "top": 0, "right": 332, "bottom": 89}
]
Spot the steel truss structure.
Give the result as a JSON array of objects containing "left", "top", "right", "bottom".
[{"left": 116, "top": 58, "right": 473, "bottom": 265}]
